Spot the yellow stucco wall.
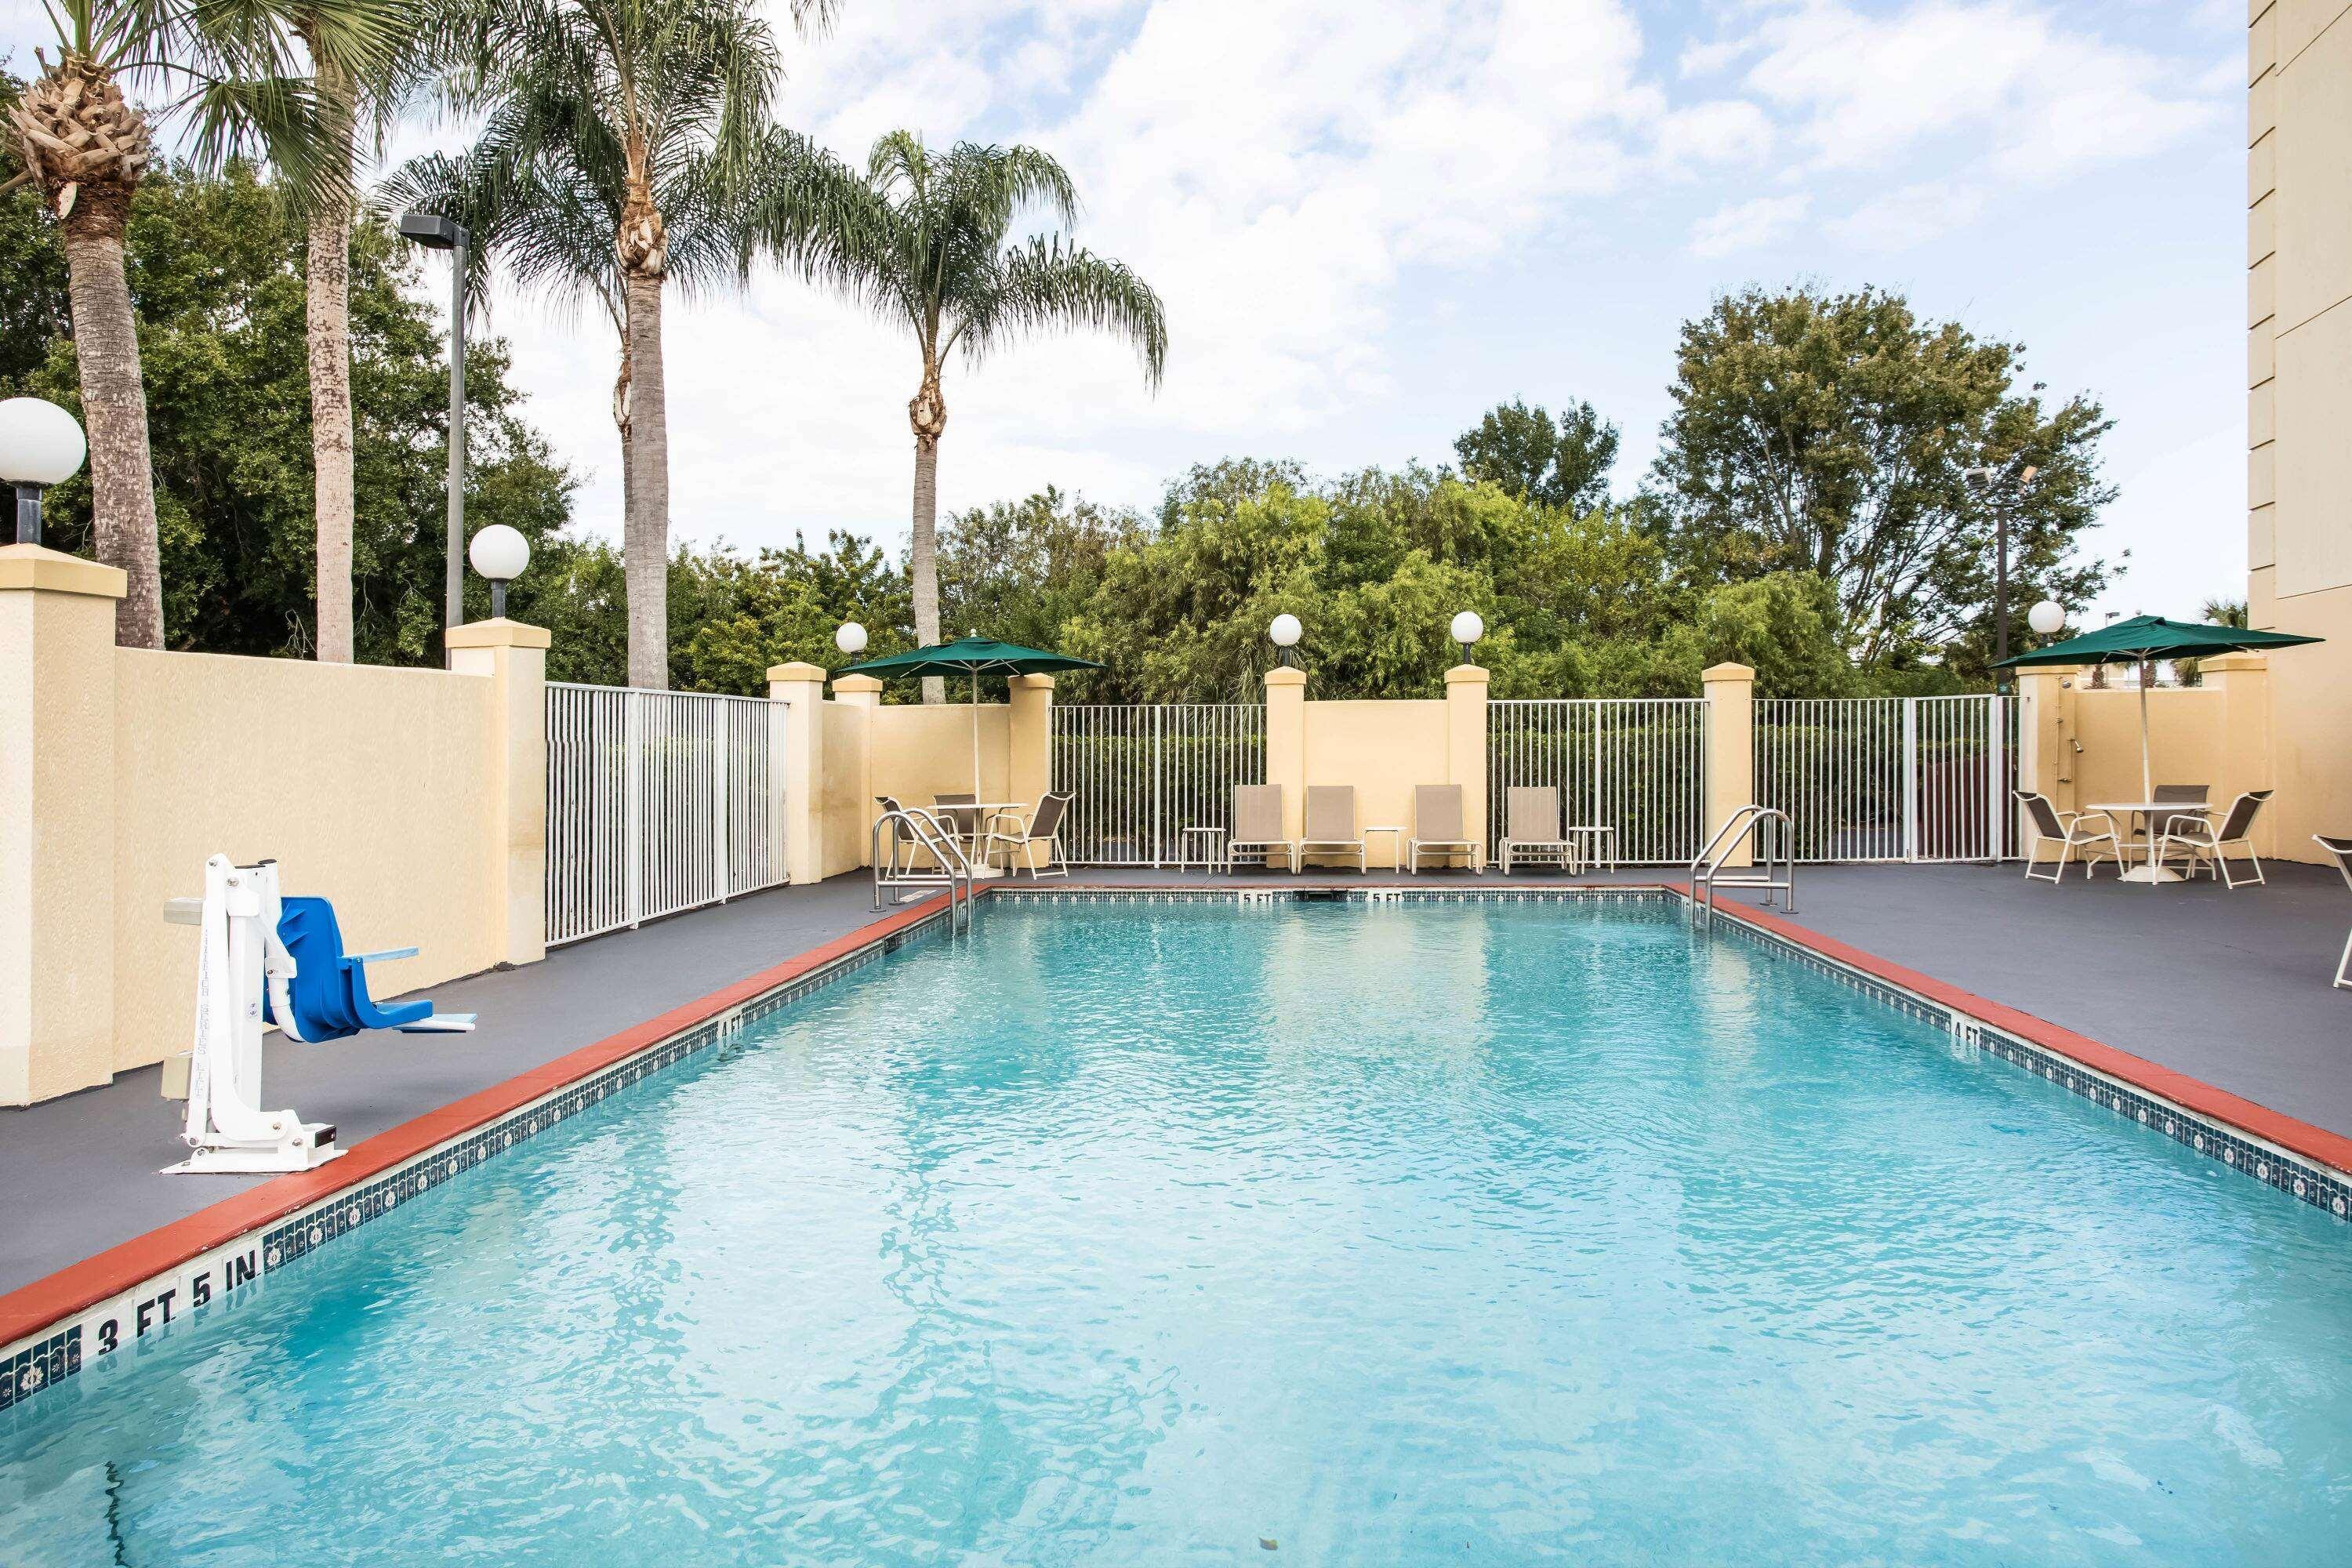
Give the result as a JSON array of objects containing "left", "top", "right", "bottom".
[
  {"left": 818, "top": 702, "right": 869, "bottom": 877},
  {"left": 110, "top": 648, "right": 502, "bottom": 1076},
  {"left": 2067, "top": 688, "right": 2229, "bottom": 811},
  {"left": 869, "top": 702, "right": 1014, "bottom": 811},
  {"left": 1301, "top": 700, "right": 1450, "bottom": 868},
  {"left": 2249, "top": 0, "right": 2352, "bottom": 858}
]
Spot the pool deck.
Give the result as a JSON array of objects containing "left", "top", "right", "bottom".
[{"left": 3, "top": 860, "right": 2346, "bottom": 1302}]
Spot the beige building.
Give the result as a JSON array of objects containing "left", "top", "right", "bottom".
[{"left": 2249, "top": 0, "right": 2352, "bottom": 857}]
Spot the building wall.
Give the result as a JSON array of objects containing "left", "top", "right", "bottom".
[
  {"left": 111, "top": 648, "right": 503, "bottom": 1077},
  {"left": 2249, "top": 0, "right": 2352, "bottom": 857}
]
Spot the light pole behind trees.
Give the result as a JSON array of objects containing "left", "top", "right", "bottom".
[{"left": 398, "top": 212, "right": 470, "bottom": 633}]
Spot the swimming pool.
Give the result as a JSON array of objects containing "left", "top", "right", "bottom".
[{"left": 5, "top": 895, "right": 2350, "bottom": 1565}]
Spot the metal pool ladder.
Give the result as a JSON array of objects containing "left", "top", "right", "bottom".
[
  {"left": 872, "top": 806, "right": 978, "bottom": 933},
  {"left": 1690, "top": 805, "right": 1796, "bottom": 928}
]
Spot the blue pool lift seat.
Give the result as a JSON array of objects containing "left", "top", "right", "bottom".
[{"left": 266, "top": 896, "right": 475, "bottom": 1042}]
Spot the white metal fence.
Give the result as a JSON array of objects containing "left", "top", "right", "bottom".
[
  {"left": 1755, "top": 695, "right": 2015, "bottom": 863},
  {"left": 545, "top": 684, "right": 787, "bottom": 945},
  {"left": 1486, "top": 699, "right": 1712, "bottom": 865},
  {"left": 1050, "top": 704, "right": 1266, "bottom": 865}
]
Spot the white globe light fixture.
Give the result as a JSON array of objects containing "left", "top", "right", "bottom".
[
  {"left": 0, "top": 397, "right": 88, "bottom": 546},
  {"left": 1269, "top": 612, "right": 1303, "bottom": 668},
  {"left": 466, "top": 524, "right": 530, "bottom": 619},
  {"left": 1450, "top": 609, "right": 1485, "bottom": 663},
  {"left": 835, "top": 621, "right": 869, "bottom": 658},
  {"left": 2027, "top": 600, "right": 2064, "bottom": 638}
]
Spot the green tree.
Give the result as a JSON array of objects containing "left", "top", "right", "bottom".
[
  {"left": 1650, "top": 283, "right": 2117, "bottom": 669},
  {"left": 1453, "top": 397, "right": 1619, "bottom": 514},
  {"left": 0, "top": 160, "right": 572, "bottom": 661},
  {"left": 936, "top": 487, "right": 1144, "bottom": 656},
  {"left": 811, "top": 132, "right": 1167, "bottom": 701},
  {"left": 3, "top": 0, "right": 399, "bottom": 648}
]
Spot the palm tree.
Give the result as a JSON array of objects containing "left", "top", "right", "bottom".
[
  {"left": 2, "top": 0, "right": 395, "bottom": 648},
  {"left": 405, "top": 0, "right": 840, "bottom": 688},
  {"left": 817, "top": 134, "right": 1167, "bottom": 701}
]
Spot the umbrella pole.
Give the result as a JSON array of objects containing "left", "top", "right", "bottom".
[
  {"left": 2138, "top": 658, "right": 2153, "bottom": 804},
  {"left": 971, "top": 669, "right": 982, "bottom": 797}
]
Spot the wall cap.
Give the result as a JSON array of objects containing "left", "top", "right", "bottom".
[
  {"left": 1010, "top": 673, "right": 1056, "bottom": 691},
  {"left": 766, "top": 661, "right": 829, "bottom": 684},
  {"left": 1444, "top": 663, "right": 1490, "bottom": 687},
  {"left": 1264, "top": 666, "right": 1307, "bottom": 689},
  {"left": 1701, "top": 662, "right": 1755, "bottom": 683},
  {"left": 0, "top": 543, "right": 127, "bottom": 599},
  {"left": 831, "top": 673, "right": 884, "bottom": 695},
  {"left": 2201, "top": 652, "right": 2268, "bottom": 673},
  {"left": 444, "top": 618, "right": 551, "bottom": 651}
]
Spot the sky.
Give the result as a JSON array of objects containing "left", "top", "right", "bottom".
[{"left": 5, "top": 0, "right": 2251, "bottom": 622}]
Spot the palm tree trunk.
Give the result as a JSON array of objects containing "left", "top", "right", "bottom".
[
  {"left": 622, "top": 272, "right": 669, "bottom": 689},
  {"left": 306, "top": 129, "right": 357, "bottom": 662},
  {"left": 61, "top": 198, "right": 163, "bottom": 648},
  {"left": 909, "top": 359, "right": 947, "bottom": 703}
]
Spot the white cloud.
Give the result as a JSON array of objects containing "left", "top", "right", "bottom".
[
  {"left": 1654, "top": 99, "right": 1775, "bottom": 166},
  {"left": 1828, "top": 179, "right": 1986, "bottom": 252},
  {"left": 1690, "top": 193, "right": 1810, "bottom": 257}
]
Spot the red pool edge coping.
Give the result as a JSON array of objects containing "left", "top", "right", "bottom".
[
  {"left": 0, "top": 890, "right": 958, "bottom": 1354},
  {"left": 7, "top": 877, "right": 2348, "bottom": 1359}
]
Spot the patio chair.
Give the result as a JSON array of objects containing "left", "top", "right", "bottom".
[
  {"left": 2016, "top": 790, "right": 2122, "bottom": 884},
  {"left": 1229, "top": 784, "right": 1295, "bottom": 873},
  {"left": 2314, "top": 835, "right": 2352, "bottom": 989},
  {"left": 2127, "top": 784, "right": 2210, "bottom": 865},
  {"left": 985, "top": 790, "right": 1073, "bottom": 880},
  {"left": 1498, "top": 786, "right": 1575, "bottom": 874},
  {"left": 932, "top": 792, "right": 985, "bottom": 853},
  {"left": 1407, "top": 783, "right": 1483, "bottom": 873},
  {"left": 2158, "top": 789, "right": 2273, "bottom": 889},
  {"left": 1300, "top": 785, "right": 1367, "bottom": 873}
]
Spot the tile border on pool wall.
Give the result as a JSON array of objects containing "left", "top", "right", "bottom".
[{"left": 0, "top": 896, "right": 961, "bottom": 1417}]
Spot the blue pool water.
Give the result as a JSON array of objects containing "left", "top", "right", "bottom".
[{"left": 6, "top": 899, "right": 2352, "bottom": 1566}]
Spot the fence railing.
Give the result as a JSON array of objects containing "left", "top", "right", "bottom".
[
  {"left": 1486, "top": 699, "right": 1711, "bottom": 865},
  {"left": 545, "top": 684, "right": 786, "bottom": 945},
  {"left": 1050, "top": 704, "right": 1266, "bottom": 865},
  {"left": 1755, "top": 694, "right": 2014, "bottom": 863}
]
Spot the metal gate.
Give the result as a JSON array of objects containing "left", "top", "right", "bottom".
[
  {"left": 1486, "top": 699, "right": 1711, "bottom": 865},
  {"left": 1755, "top": 695, "right": 2014, "bottom": 863},
  {"left": 1050, "top": 704, "right": 1265, "bottom": 865},
  {"left": 545, "top": 684, "right": 787, "bottom": 945}
]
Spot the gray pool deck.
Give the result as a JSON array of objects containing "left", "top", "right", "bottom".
[{"left": 4, "top": 860, "right": 2347, "bottom": 1299}]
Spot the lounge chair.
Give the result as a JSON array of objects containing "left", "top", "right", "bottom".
[
  {"left": 1300, "top": 785, "right": 1367, "bottom": 873},
  {"left": 2016, "top": 789, "right": 2122, "bottom": 883},
  {"left": 2314, "top": 835, "right": 2352, "bottom": 989},
  {"left": 985, "top": 790, "right": 1073, "bottom": 879},
  {"left": 1229, "top": 784, "right": 1295, "bottom": 873},
  {"left": 2158, "top": 789, "right": 2273, "bottom": 888},
  {"left": 1498, "top": 786, "right": 1574, "bottom": 874},
  {"left": 1407, "top": 783, "right": 1483, "bottom": 873}
]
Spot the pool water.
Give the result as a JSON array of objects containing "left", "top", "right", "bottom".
[{"left": 6, "top": 899, "right": 2351, "bottom": 1566}]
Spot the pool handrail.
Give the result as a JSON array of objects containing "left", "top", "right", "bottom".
[
  {"left": 872, "top": 802, "right": 977, "bottom": 931},
  {"left": 1690, "top": 805, "right": 1796, "bottom": 927}
]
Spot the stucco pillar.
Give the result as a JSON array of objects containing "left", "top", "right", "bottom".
[
  {"left": 831, "top": 673, "right": 882, "bottom": 866},
  {"left": 0, "top": 545, "right": 127, "bottom": 1104},
  {"left": 2203, "top": 652, "right": 2274, "bottom": 854},
  {"left": 1444, "top": 663, "right": 1490, "bottom": 867},
  {"left": 768, "top": 662, "right": 828, "bottom": 885},
  {"left": 1701, "top": 662, "right": 1755, "bottom": 869},
  {"left": 1007, "top": 674, "right": 1054, "bottom": 810},
  {"left": 445, "top": 618, "right": 550, "bottom": 968},
  {"left": 1264, "top": 666, "right": 1307, "bottom": 842},
  {"left": 2013, "top": 665, "right": 2079, "bottom": 855}
]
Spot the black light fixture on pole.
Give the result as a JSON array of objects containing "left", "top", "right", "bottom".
[{"left": 398, "top": 211, "right": 470, "bottom": 634}]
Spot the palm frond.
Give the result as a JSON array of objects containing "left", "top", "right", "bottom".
[{"left": 956, "top": 235, "right": 1167, "bottom": 387}]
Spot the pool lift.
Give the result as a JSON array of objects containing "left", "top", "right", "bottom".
[{"left": 161, "top": 855, "right": 474, "bottom": 1175}]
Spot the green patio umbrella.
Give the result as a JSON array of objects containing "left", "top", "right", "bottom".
[
  {"left": 838, "top": 633, "right": 1102, "bottom": 795},
  {"left": 1995, "top": 614, "right": 2322, "bottom": 803}
]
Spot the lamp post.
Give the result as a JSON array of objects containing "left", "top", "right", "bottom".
[
  {"left": 2027, "top": 600, "right": 2064, "bottom": 641},
  {"left": 399, "top": 211, "right": 470, "bottom": 633},
  {"left": 1965, "top": 460, "right": 2038, "bottom": 684},
  {"left": 466, "top": 524, "right": 530, "bottom": 619},
  {"left": 835, "top": 621, "right": 869, "bottom": 661},
  {"left": 1268, "top": 612, "right": 1302, "bottom": 669},
  {"left": 1450, "top": 609, "right": 1484, "bottom": 666},
  {"left": 0, "top": 397, "right": 87, "bottom": 546}
]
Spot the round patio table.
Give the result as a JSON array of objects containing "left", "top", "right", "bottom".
[{"left": 2091, "top": 800, "right": 2204, "bottom": 884}]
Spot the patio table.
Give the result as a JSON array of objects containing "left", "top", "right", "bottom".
[{"left": 2091, "top": 800, "right": 2208, "bottom": 885}]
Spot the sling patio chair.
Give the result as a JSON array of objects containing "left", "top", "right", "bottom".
[
  {"left": 1229, "top": 784, "right": 1296, "bottom": 873},
  {"left": 1407, "top": 783, "right": 1483, "bottom": 873},
  {"left": 2157, "top": 789, "right": 2274, "bottom": 889},
  {"left": 931, "top": 792, "right": 985, "bottom": 856},
  {"left": 2016, "top": 790, "right": 2124, "bottom": 884},
  {"left": 1300, "top": 785, "right": 1368, "bottom": 873},
  {"left": 1498, "top": 786, "right": 1575, "bottom": 874},
  {"left": 2314, "top": 835, "right": 2352, "bottom": 989},
  {"left": 984, "top": 789, "right": 1074, "bottom": 880}
]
